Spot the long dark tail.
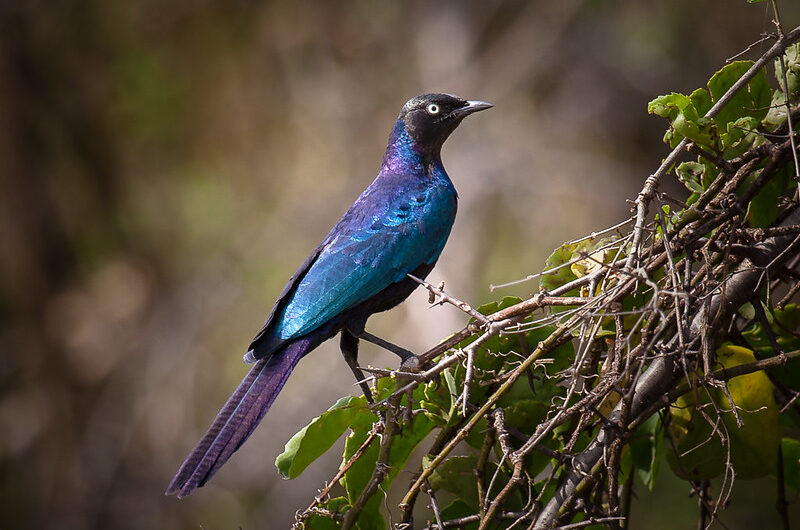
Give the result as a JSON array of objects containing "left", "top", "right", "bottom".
[{"left": 166, "top": 336, "right": 314, "bottom": 498}]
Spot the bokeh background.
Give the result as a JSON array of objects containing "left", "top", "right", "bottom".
[{"left": 2, "top": 1, "right": 799, "bottom": 528}]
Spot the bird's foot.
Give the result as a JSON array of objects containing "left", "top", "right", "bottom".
[{"left": 399, "top": 353, "right": 422, "bottom": 373}]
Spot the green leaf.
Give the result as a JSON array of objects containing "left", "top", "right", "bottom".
[
  {"left": 763, "top": 89, "right": 788, "bottom": 131},
  {"left": 503, "top": 399, "right": 549, "bottom": 435},
  {"left": 429, "top": 454, "right": 524, "bottom": 511},
  {"left": 747, "top": 165, "right": 790, "bottom": 228},
  {"left": 542, "top": 238, "right": 621, "bottom": 293},
  {"left": 570, "top": 242, "right": 616, "bottom": 280},
  {"left": 276, "top": 395, "right": 368, "bottom": 479},
  {"left": 341, "top": 408, "right": 382, "bottom": 530},
  {"left": 341, "top": 407, "right": 435, "bottom": 530},
  {"left": 442, "top": 367, "right": 460, "bottom": 426},
  {"left": 304, "top": 497, "right": 350, "bottom": 529},
  {"left": 302, "top": 513, "right": 341, "bottom": 528},
  {"left": 721, "top": 116, "right": 761, "bottom": 158},
  {"left": 421, "top": 376, "right": 455, "bottom": 428},
  {"left": 667, "top": 345, "right": 779, "bottom": 480},
  {"left": 774, "top": 304, "right": 800, "bottom": 337},
  {"left": 738, "top": 302, "right": 756, "bottom": 320},
  {"left": 741, "top": 304, "right": 800, "bottom": 390},
  {"left": 430, "top": 455, "right": 481, "bottom": 509},
  {"left": 676, "top": 161, "right": 705, "bottom": 193},
  {"left": 690, "top": 87, "right": 712, "bottom": 116},
  {"left": 708, "top": 61, "right": 770, "bottom": 129},
  {"left": 525, "top": 325, "right": 575, "bottom": 375},
  {"left": 775, "top": 43, "right": 800, "bottom": 97},
  {"left": 663, "top": 128, "right": 681, "bottom": 148},
  {"left": 647, "top": 92, "right": 714, "bottom": 147},
  {"left": 536, "top": 476, "right": 559, "bottom": 502},
  {"left": 386, "top": 413, "right": 436, "bottom": 484},
  {"left": 459, "top": 296, "right": 526, "bottom": 394},
  {"left": 630, "top": 414, "right": 663, "bottom": 491},
  {"left": 541, "top": 243, "right": 579, "bottom": 292},
  {"left": 464, "top": 414, "right": 490, "bottom": 450},
  {"left": 780, "top": 438, "right": 800, "bottom": 492},
  {"left": 503, "top": 399, "right": 553, "bottom": 477},
  {"left": 440, "top": 500, "right": 479, "bottom": 530},
  {"left": 673, "top": 113, "right": 714, "bottom": 147},
  {"left": 648, "top": 93, "right": 694, "bottom": 121},
  {"left": 474, "top": 296, "right": 523, "bottom": 317},
  {"left": 619, "top": 445, "right": 633, "bottom": 484},
  {"left": 462, "top": 296, "right": 524, "bottom": 352}
]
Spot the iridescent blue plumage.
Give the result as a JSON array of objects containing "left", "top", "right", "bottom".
[
  {"left": 267, "top": 121, "right": 457, "bottom": 342},
  {"left": 167, "top": 94, "right": 491, "bottom": 498}
]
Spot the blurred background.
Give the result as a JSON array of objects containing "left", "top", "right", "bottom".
[{"left": 2, "top": 1, "right": 799, "bottom": 528}]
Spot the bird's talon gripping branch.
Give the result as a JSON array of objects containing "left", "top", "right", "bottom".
[{"left": 399, "top": 354, "right": 422, "bottom": 373}]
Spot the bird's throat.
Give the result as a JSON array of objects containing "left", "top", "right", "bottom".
[{"left": 383, "top": 120, "right": 429, "bottom": 173}]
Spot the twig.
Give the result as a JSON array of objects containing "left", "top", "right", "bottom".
[
  {"left": 424, "top": 478, "right": 444, "bottom": 530},
  {"left": 491, "top": 228, "right": 631, "bottom": 291},
  {"left": 554, "top": 516, "right": 627, "bottom": 529},
  {"left": 408, "top": 274, "right": 490, "bottom": 326},
  {"left": 476, "top": 423, "right": 496, "bottom": 516},
  {"left": 778, "top": 280, "right": 800, "bottom": 309},
  {"left": 360, "top": 366, "right": 428, "bottom": 381},
  {"left": 399, "top": 318, "right": 576, "bottom": 520},
  {"left": 296, "top": 422, "right": 382, "bottom": 526},
  {"left": 480, "top": 458, "right": 524, "bottom": 530},
  {"left": 461, "top": 342, "right": 477, "bottom": 417},
  {"left": 777, "top": 442, "right": 791, "bottom": 530},
  {"left": 420, "top": 511, "right": 537, "bottom": 529},
  {"left": 534, "top": 207, "right": 800, "bottom": 529},
  {"left": 726, "top": 33, "right": 776, "bottom": 62},
  {"left": 621, "top": 456, "right": 635, "bottom": 529},
  {"left": 341, "top": 397, "right": 399, "bottom": 529},
  {"left": 707, "top": 349, "right": 800, "bottom": 385},
  {"left": 697, "top": 480, "right": 711, "bottom": 530},
  {"left": 770, "top": 0, "right": 800, "bottom": 198}
]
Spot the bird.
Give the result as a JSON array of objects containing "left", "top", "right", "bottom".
[{"left": 166, "top": 93, "right": 492, "bottom": 498}]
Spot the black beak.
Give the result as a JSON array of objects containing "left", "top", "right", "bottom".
[{"left": 454, "top": 100, "right": 493, "bottom": 118}]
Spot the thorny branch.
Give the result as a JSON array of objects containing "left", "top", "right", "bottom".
[
  {"left": 625, "top": 23, "right": 800, "bottom": 271},
  {"left": 296, "top": 23, "right": 800, "bottom": 530}
]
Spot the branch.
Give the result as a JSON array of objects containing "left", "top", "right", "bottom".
[
  {"left": 625, "top": 24, "right": 800, "bottom": 270},
  {"left": 342, "top": 397, "right": 399, "bottom": 529},
  {"left": 408, "top": 274, "right": 490, "bottom": 327},
  {"left": 296, "top": 423, "right": 382, "bottom": 525},
  {"left": 534, "top": 207, "right": 800, "bottom": 529},
  {"left": 399, "top": 317, "right": 577, "bottom": 520}
]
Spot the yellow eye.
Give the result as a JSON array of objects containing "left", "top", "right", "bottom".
[{"left": 426, "top": 103, "right": 440, "bottom": 115}]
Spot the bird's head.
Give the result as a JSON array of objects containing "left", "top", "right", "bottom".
[{"left": 398, "top": 93, "right": 492, "bottom": 156}]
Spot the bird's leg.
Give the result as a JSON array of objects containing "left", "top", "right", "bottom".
[
  {"left": 353, "top": 330, "right": 421, "bottom": 372},
  {"left": 339, "top": 330, "right": 375, "bottom": 404},
  {"left": 348, "top": 328, "right": 420, "bottom": 430}
]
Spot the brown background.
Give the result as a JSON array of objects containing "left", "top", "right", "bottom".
[{"left": 2, "top": 1, "right": 799, "bottom": 528}]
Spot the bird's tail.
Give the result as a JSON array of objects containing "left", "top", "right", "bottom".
[{"left": 165, "top": 336, "right": 314, "bottom": 498}]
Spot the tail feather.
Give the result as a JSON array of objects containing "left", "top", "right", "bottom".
[{"left": 166, "top": 337, "right": 313, "bottom": 498}]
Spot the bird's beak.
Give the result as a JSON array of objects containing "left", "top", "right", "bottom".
[{"left": 455, "top": 100, "right": 493, "bottom": 117}]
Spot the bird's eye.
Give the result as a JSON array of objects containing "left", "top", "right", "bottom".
[{"left": 426, "top": 103, "right": 440, "bottom": 115}]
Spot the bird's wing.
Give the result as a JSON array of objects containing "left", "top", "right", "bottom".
[
  {"left": 246, "top": 244, "right": 326, "bottom": 354},
  {"left": 274, "top": 180, "right": 456, "bottom": 340},
  {"left": 252, "top": 177, "right": 455, "bottom": 348}
]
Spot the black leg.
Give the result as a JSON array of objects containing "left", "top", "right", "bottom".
[
  {"left": 353, "top": 330, "right": 420, "bottom": 372},
  {"left": 340, "top": 330, "right": 376, "bottom": 404}
]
